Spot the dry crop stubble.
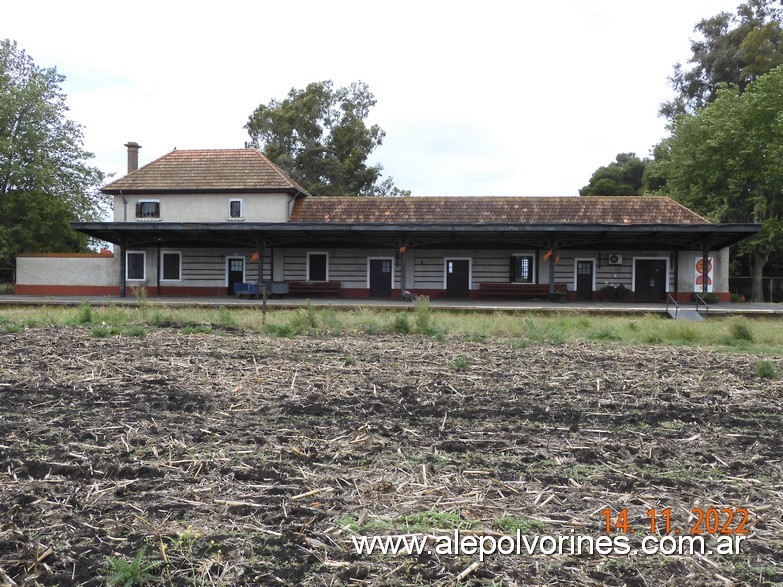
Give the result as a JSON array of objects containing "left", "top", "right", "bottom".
[{"left": 0, "top": 326, "right": 781, "bottom": 586}]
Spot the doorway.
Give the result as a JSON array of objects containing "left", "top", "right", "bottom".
[
  {"left": 226, "top": 257, "right": 245, "bottom": 296},
  {"left": 445, "top": 259, "right": 470, "bottom": 299},
  {"left": 634, "top": 259, "right": 667, "bottom": 301},
  {"left": 575, "top": 260, "right": 594, "bottom": 301},
  {"left": 368, "top": 258, "right": 393, "bottom": 298}
]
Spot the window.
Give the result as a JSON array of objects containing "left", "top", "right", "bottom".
[
  {"left": 229, "top": 199, "right": 243, "bottom": 218},
  {"left": 307, "top": 252, "right": 328, "bottom": 282},
  {"left": 512, "top": 255, "right": 535, "bottom": 283},
  {"left": 135, "top": 200, "right": 160, "bottom": 218},
  {"left": 126, "top": 251, "right": 146, "bottom": 280},
  {"left": 161, "top": 251, "right": 181, "bottom": 281}
]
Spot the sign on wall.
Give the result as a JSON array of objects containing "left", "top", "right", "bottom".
[{"left": 695, "top": 257, "right": 713, "bottom": 293}]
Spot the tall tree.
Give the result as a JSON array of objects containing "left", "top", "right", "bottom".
[
  {"left": 661, "top": 0, "right": 783, "bottom": 120},
  {"left": 579, "top": 153, "right": 651, "bottom": 196},
  {"left": 245, "top": 80, "right": 407, "bottom": 196},
  {"left": 652, "top": 66, "right": 783, "bottom": 301},
  {"left": 0, "top": 39, "right": 106, "bottom": 267}
]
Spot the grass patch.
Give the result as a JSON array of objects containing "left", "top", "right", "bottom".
[
  {"left": 391, "top": 313, "right": 411, "bottom": 334},
  {"left": 91, "top": 324, "right": 122, "bottom": 337},
  {"left": 76, "top": 301, "right": 93, "bottom": 324},
  {"left": 756, "top": 360, "right": 778, "bottom": 379},
  {"left": 1, "top": 305, "right": 783, "bottom": 354},
  {"left": 729, "top": 320, "right": 754, "bottom": 342},
  {"left": 496, "top": 515, "right": 547, "bottom": 533},
  {"left": 122, "top": 325, "right": 148, "bottom": 337}
]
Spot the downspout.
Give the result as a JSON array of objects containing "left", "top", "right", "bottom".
[{"left": 120, "top": 190, "right": 128, "bottom": 222}]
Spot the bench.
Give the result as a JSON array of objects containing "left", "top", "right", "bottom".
[
  {"left": 479, "top": 282, "right": 566, "bottom": 300},
  {"left": 286, "top": 281, "right": 342, "bottom": 297},
  {"left": 234, "top": 282, "right": 289, "bottom": 298}
]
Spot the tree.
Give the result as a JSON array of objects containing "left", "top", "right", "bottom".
[
  {"left": 245, "top": 80, "right": 407, "bottom": 196},
  {"left": 652, "top": 66, "right": 783, "bottom": 301},
  {"left": 0, "top": 39, "right": 106, "bottom": 267},
  {"left": 661, "top": 0, "right": 783, "bottom": 120},
  {"left": 579, "top": 153, "right": 651, "bottom": 196}
]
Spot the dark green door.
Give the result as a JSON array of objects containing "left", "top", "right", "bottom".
[
  {"left": 227, "top": 258, "right": 244, "bottom": 295},
  {"left": 446, "top": 260, "right": 470, "bottom": 299},
  {"left": 635, "top": 259, "right": 667, "bottom": 301},
  {"left": 369, "top": 259, "right": 392, "bottom": 298},
  {"left": 576, "top": 260, "right": 594, "bottom": 301}
]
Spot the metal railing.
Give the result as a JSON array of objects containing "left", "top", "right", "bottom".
[
  {"left": 693, "top": 293, "right": 710, "bottom": 316},
  {"left": 665, "top": 293, "right": 680, "bottom": 319}
]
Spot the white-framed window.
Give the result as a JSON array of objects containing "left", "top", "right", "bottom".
[
  {"left": 229, "top": 199, "right": 243, "bottom": 219},
  {"left": 160, "top": 251, "right": 182, "bottom": 281},
  {"left": 307, "top": 252, "right": 328, "bottom": 282},
  {"left": 135, "top": 200, "right": 160, "bottom": 218},
  {"left": 512, "top": 254, "right": 536, "bottom": 283},
  {"left": 126, "top": 251, "right": 146, "bottom": 281}
]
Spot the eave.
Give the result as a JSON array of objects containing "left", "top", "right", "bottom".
[{"left": 71, "top": 222, "right": 761, "bottom": 251}]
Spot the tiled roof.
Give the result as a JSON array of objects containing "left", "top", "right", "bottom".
[
  {"left": 102, "top": 149, "right": 308, "bottom": 194},
  {"left": 290, "top": 196, "right": 711, "bottom": 225}
]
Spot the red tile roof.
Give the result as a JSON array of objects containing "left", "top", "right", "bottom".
[
  {"left": 102, "top": 149, "right": 308, "bottom": 194},
  {"left": 290, "top": 196, "right": 711, "bottom": 225}
]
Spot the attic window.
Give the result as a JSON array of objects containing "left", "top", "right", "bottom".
[
  {"left": 136, "top": 200, "right": 160, "bottom": 219},
  {"left": 229, "top": 199, "right": 243, "bottom": 219}
]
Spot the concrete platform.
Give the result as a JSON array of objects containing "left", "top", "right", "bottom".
[{"left": 0, "top": 294, "right": 781, "bottom": 317}]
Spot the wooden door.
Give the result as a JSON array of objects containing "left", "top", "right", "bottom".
[
  {"left": 635, "top": 259, "right": 666, "bottom": 301},
  {"left": 227, "top": 258, "right": 244, "bottom": 296},
  {"left": 446, "top": 259, "right": 470, "bottom": 299},
  {"left": 576, "top": 260, "right": 594, "bottom": 301},
  {"left": 369, "top": 259, "right": 392, "bottom": 298}
]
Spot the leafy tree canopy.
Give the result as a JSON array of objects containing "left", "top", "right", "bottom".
[
  {"left": 245, "top": 80, "right": 407, "bottom": 196},
  {"left": 661, "top": 0, "right": 783, "bottom": 120},
  {"left": 579, "top": 153, "right": 652, "bottom": 196},
  {"left": 651, "top": 65, "right": 783, "bottom": 301},
  {"left": 0, "top": 39, "right": 106, "bottom": 267}
]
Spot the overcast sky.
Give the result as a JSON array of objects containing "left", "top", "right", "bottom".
[{"left": 4, "top": 0, "right": 743, "bottom": 196}]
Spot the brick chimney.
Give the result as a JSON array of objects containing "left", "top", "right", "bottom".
[{"left": 124, "top": 142, "right": 141, "bottom": 173}]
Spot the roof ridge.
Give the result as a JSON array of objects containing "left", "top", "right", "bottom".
[{"left": 249, "top": 149, "right": 311, "bottom": 196}]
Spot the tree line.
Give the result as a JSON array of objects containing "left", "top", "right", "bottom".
[
  {"left": 580, "top": 0, "right": 783, "bottom": 301},
  {"left": 2, "top": 1, "right": 781, "bottom": 299}
]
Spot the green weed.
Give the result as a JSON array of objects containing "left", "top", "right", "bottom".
[
  {"left": 413, "top": 296, "right": 434, "bottom": 334},
  {"left": 122, "top": 325, "right": 148, "bottom": 337},
  {"left": 756, "top": 360, "right": 778, "bottom": 379},
  {"left": 91, "top": 324, "right": 121, "bottom": 337},
  {"left": 215, "top": 306, "right": 236, "bottom": 328},
  {"left": 392, "top": 313, "right": 411, "bottom": 334},
  {"left": 451, "top": 356, "right": 470, "bottom": 371},
  {"left": 496, "top": 515, "right": 546, "bottom": 533},
  {"left": 730, "top": 320, "right": 754, "bottom": 342},
  {"left": 77, "top": 301, "right": 93, "bottom": 324},
  {"left": 106, "top": 547, "right": 160, "bottom": 587},
  {"left": 181, "top": 325, "right": 213, "bottom": 335}
]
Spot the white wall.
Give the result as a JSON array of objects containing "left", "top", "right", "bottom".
[
  {"left": 16, "top": 255, "right": 118, "bottom": 286},
  {"left": 113, "top": 192, "right": 292, "bottom": 222}
]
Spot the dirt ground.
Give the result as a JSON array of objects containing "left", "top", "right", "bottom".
[{"left": 1, "top": 327, "right": 782, "bottom": 586}]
